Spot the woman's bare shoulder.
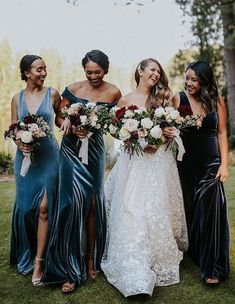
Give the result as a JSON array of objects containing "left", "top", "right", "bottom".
[
  {"left": 11, "top": 93, "right": 20, "bottom": 105},
  {"left": 171, "top": 93, "right": 180, "bottom": 107},
  {"left": 117, "top": 92, "right": 135, "bottom": 107},
  {"left": 67, "top": 81, "right": 84, "bottom": 94}
]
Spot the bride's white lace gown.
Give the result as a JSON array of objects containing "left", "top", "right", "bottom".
[{"left": 101, "top": 145, "right": 188, "bottom": 297}]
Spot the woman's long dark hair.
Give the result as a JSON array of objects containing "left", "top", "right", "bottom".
[
  {"left": 135, "top": 58, "right": 171, "bottom": 106},
  {"left": 186, "top": 61, "right": 219, "bottom": 113}
]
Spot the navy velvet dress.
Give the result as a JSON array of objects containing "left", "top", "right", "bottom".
[
  {"left": 177, "top": 91, "right": 230, "bottom": 280},
  {"left": 10, "top": 88, "right": 59, "bottom": 274},
  {"left": 43, "top": 87, "right": 110, "bottom": 285}
]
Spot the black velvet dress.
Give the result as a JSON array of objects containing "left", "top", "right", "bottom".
[{"left": 177, "top": 91, "right": 230, "bottom": 281}]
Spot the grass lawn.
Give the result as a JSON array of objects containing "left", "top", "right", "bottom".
[{"left": 0, "top": 167, "right": 234, "bottom": 304}]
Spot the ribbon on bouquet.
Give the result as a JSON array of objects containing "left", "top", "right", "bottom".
[
  {"left": 20, "top": 152, "right": 31, "bottom": 177},
  {"left": 174, "top": 129, "right": 185, "bottom": 161},
  {"left": 138, "top": 138, "right": 148, "bottom": 150},
  {"left": 78, "top": 132, "right": 93, "bottom": 165}
]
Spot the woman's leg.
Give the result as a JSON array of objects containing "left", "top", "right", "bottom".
[{"left": 32, "top": 191, "right": 48, "bottom": 285}]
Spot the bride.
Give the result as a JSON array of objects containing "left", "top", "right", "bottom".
[{"left": 101, "top": 58, "right": 188, "bottom": 297}]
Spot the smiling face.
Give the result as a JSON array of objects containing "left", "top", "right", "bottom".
[
  {"left": 185, "top": 68, "right": 201, "bottom": 95},
  {"left": 84, "top": 60, "right": 105, "bottom": 87},
  {"left": 25, "top": 59, "right": 47, "bottom": 86},
  {"left": 139, "top": 61, "right": 161, "bottom": 88}
]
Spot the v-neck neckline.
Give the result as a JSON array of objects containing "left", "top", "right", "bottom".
[
  {"left": 184, "top": 91, "right": 206, "bottom": 117},
  {"left": 22, "top": 88, "right": 48, "bottom": 115}
]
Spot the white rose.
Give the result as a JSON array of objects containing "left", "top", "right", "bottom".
[
  {"left": 68, "top": 107, "right": 77, "bottom": 116},
  {"left": 150, "top": 125, "right": 162, "bottom": 139},
  {"left": 109, "top": 124, "right": 118, "bottom": 134},
  {"left": 110, "top": 106, "right": 119, "bottom": 113},
  {"left": 123, "top": 119, "right": 139, "bottom": 132},
  {"left": 119, "top": 128, "right": 131, "bottom": 141},
  {"left": 80, "top": 115, "right": 87, "bottom": 125},
  {"left": 21, "top": 131, "right": 33, "bottom": 143},
  {"left": 87, "top": 102, "right": 96, "bottom": 109},
  {"left": 169, "top": 110, "right": 180, "bottom": 120},
  {"left": 90, "top": 115, "right": 98, "bottom": 127},
  {"left": 124, "top": 110, "right": 134, "bottom": 118},
  {"left": 141, "top": 118, "right": 153, "bottom": 129},
  {"left": 28, "top": 123, "right": 39, "bottom": 132},
  {"left": 154, "top": 107, "right": 165, "bottom": 118},
  {"left": 165, "top": 106, "right": 175, "bottom": 114},
  {"left": 71, "top": 103, "right": 81, "bottom": 109},
  {"left": 20, "top": 122, "right": 25, "bottom": 127}
]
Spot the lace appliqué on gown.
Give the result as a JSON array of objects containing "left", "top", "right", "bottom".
[{"left": 101, "top": 145, "right": 188, "bottom": 297}]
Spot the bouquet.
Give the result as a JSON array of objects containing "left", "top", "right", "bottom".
[
  {"left": 61, "top": 102, "right": 101, "bottom": 164},
  {"left": 107, "top": 105, "right": 163, "bottom": 157},
  {"left": 4, "top": 114, "right": 51, "bottom": 176},
  {"left": 153, "top": 104, "right": 201, "bottom": 129},
  {"left": 61, "top": 101, "right": 101, "bottom": 131},
  {"left": 153, "top": 104, "right": 202, "bottom": 160}
]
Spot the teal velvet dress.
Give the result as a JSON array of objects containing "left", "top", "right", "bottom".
[
  {"left": 43, "top": 87, "right": 111, "bottom": 285},
  {"left": 10, "top": 87, "right": 59, "bottom": 274}
]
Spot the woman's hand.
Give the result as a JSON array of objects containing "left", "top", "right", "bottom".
[
  {"left": 15, "top": 140, "right": 33, "bottom": 153},
  {"left": 60, "top": 118, "right": 71, "bottom": 136},
  {"left": 144, "top": 144, "right": 158, "bottom": 154},
  {"left": 71, "top": 126, "right": 89, "bottom": 139},
  {"left": 216, "top": 164, "right": 229, "bottom": 183},
  {"left": 162, "top": 127, "right": 176, "bottom": 139}
]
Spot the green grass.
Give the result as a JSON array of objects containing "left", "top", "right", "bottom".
[{"left": 0, "top": 168, "right": 234, "bottom": 304}]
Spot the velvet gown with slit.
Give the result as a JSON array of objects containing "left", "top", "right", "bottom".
[
  {"left": 177, "top": 91, "right": 230, "bottom": 281},
  {"left": 10, "top": 87, "right": 59, "bottom": 274},
  {"left": 42, "top": 87, "right": 109, "bottom": 285}
]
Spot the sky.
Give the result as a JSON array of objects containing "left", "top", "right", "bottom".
[{"left": 0, "top": 0, "right": 192, "bottom": 69}]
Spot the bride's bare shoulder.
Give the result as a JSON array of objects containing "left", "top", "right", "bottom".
[{"left": 117, "top": 92, "right": 136, "bottom": 107}]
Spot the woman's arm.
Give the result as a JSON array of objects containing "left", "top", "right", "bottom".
[
  {"left": 216, "top": 96, "right": 229, "bottom": 182},
  {"left": 11, "top": 94, "right": 18, "bottom": 122},
  {"left": 11, "top": 94, "right": 33, "bottom": 153},
  {"left": 55, "top": 98, "right": 71, "bottom": 135},
  {"left": 117, "top": 96, "right": 127, "bottom": 107},
  {"left": 162, "top": 94, "right": 181, "bottom": 138},
  {"left": 51, "top": 88, "right": 61, "bottom": 114}
]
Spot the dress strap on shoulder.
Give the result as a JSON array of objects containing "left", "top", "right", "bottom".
[
  {"left": 17, "top": 90, "right": 25, "bottom": 116},
  {"left": 61, "top": 87, "right": 86, "bottom": 105},
  {"left": 179, "top": 91, "right": 189, "bottom": 106}
]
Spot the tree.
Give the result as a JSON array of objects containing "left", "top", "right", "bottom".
[
  {"left": 175, "top": 0, "right": 235, "bottom": 146},
  {"left": 220, "top": 0, "right": 235, "bottom": 146}
]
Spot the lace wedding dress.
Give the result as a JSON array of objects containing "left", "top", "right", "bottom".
[{"left": 101, "top": 145, "right": 188, "bottom": 297}]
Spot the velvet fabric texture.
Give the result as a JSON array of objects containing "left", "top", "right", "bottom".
[
  {"left": 177, "top": 91, "right": 230, "bottom": 281},
  {"left": 10, "top": 88, "right": 59, "bottom": 274},
  {"left": 43, "top": 87, "right": 113, "bottom": 285}
]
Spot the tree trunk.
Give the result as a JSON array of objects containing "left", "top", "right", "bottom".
[{"left": 220, "top": 0, "right": 235, "bottom": 146}]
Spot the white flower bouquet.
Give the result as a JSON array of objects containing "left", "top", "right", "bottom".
[
  {"left": 4, "top": 114, "right": 51, "bottom": 176},
  {"left": 152, "top": 103, "right": 202, "bottom": 160},
  {"left": 107, "top": 105, "right": 163, "bottom": 157},
  {"left": 61, "top": 102, "right": 103, "bottom": 164}
]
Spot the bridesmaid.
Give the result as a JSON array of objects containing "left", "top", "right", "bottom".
[
  {"left": 42, "top": 49, "right": 121, "bottom": 293},
  {"left": 10, "top": 55, "right": 61, "bottom": 285},
  {"left": 165, "top": 60, "right": 230, "bottom": 284}
]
